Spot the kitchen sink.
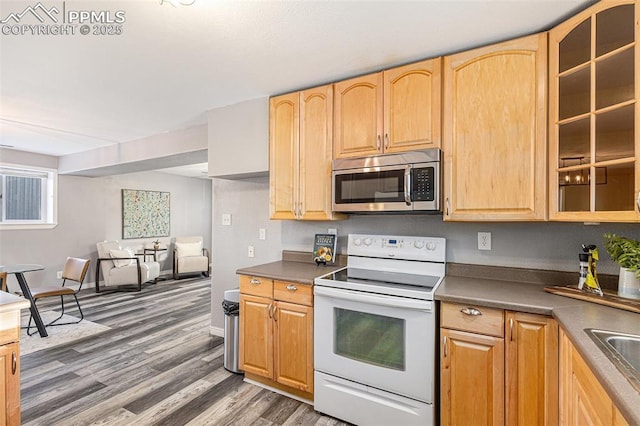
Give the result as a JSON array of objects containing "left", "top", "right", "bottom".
[{"left": 585, "top": 329, "right": 640, "bottom": 392}]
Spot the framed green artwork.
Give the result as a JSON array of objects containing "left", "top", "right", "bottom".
[{"left": 122, "top": 189, "right": 170, "bottom": 239}]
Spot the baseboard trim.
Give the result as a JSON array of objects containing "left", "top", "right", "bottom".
[{"left": 210, "top": 326, "right": 224, "bottom": 337}]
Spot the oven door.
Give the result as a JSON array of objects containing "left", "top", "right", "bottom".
[
  {"left": 314, "top": 285, "right": 435, "bottom": 403},
  {"left": 332, "top": 165, "right": 412, "bottom": 212}
]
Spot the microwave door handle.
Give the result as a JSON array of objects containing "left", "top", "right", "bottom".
[{"left": 404, "top": 166, "right": 412, "bottom": 206}]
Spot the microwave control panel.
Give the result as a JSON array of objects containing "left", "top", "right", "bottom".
[{"left": 412, "top": 167, "right": 434, "bottom": 201}]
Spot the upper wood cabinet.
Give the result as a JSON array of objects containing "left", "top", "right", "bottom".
[
  {"left": 333, "top": 58, "right": 441, "bottom": 159},
  {"left": 549, "top": 0, "right": 640, "bottom": 222},
  {"left": 443, "top": 33, "right": 548, "bottom": 221},
  {"left": 269, "top": 85, "right": 344, "bottom": 220}
]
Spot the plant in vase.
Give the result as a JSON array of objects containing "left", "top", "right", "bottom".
[
  {"left": 152, "top": 239, "right": 160, "bottom": 250},
  {"left": 602, "top": 233, "right": 640, "bottom": 300}
]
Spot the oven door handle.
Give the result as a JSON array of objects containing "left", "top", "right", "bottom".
[
  {"left": 314, "top": 286, "right": 433, "bottom": 312},
  {"left": 404, "top": 165, "right": 412, "bottom": 206}
]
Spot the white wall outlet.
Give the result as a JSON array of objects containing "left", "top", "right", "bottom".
[
  {"left": 259, "top": 228, "right": 266, "bottom": 240},
  {"left": 328, "top": 228, "right": 338, "bottom": 235},
  {"left": 56, "top": 271, "right": 63, "bottom": 279},
  {"left": 222, "top": 213, "right": 232, "bottom": 226},
  {"left": 248, "top": 245, "right": 255, "bottom": 258},
  {"left": 478, "top": 232, "right": 492, "bottom": 251}
]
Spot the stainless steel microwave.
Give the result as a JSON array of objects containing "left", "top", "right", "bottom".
[{"left": 332, "top": 149, "right": 441, "bottom": 213}]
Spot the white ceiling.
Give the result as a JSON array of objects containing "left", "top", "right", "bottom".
[{"left": 1, "top": 0, "right": 595, "bottom": 163}]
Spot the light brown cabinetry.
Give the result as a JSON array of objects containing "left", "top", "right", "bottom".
[
  {"left": 333, "top": 59, "right": 441, "bottom": 159},
  {"left": 0, "top": 308, "right": 22, "bottom": 426},
  {"left": 443, "top": 33, "right": 548, "bottom": 221},
  {"left": 269, "top": 85, "right": 343, "bottom": 221},
  {"left": 559, "top": 329, "right": 628, "bottom": 425},
  {"left": 549, "top": 0, "right": 640, "bottom": 222},
  {"left": 238, "top": 275, "right": 314, "bottom": 398},
  {"left": 441, "top": 302, "right": 558, "bottom": 425}
]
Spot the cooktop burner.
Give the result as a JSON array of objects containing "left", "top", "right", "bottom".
[{"left": 314, "top": 234, "right": 446, "bottom": 300}]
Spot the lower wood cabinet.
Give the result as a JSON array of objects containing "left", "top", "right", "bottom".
[
  {"left": 559, "top": 330, "right": 628, "bottom": 426},
  {"left": 440, "top": 302, "right": 558, "bottom": 425},
  {"left": 238, "top": 275, "right": 314, "bottom": 398},
  {"left": 1, "top": 342, "right": 20, "bottom": 426}
]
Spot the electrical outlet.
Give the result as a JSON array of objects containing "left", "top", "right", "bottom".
[
  {"left": 57, "top": 271, "right": 63, "bottom": 279},
  {"left": 222, "top": 214, "right": 232, "bottom": 226},
  {"left": 259, "top": 228, "right": 266, "bottom": 240},
  {"left": 248, "top": 245, "right": 255, "bottom": 258},
  {"left": 478, "top": 232, "right": 492, "bottom": 251}
]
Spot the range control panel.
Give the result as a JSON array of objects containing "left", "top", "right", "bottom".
[{"left": 348, "top": 234, "right": 446, "bottom": 263}]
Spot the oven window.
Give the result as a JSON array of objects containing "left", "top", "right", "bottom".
[
  {"left": 334, "top": 170, "right": 405, "bottom": 204},
  {"left": 334, "top": 308, "right": 405, "bottom": 370}
]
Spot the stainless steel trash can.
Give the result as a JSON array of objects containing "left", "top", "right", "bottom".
[{"left": 222, "top": 289, "right": 242, "bottom": 374}]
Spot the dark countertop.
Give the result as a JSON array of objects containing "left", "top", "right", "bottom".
[
  {"left": 437, "top": 275, "right": 640, "bottom": 424},
  {"left": 236, "top": 251, "right": 346, "bottom": 285}
]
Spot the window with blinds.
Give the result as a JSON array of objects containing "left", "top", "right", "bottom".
[{"left": 0, "top": 165, "right": 57, "bottom": 226}]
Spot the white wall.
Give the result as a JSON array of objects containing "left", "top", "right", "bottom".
[
  {"left": 209, "top": 179, "right": 640, "bottom": 329},
  {"left": 0, "top": 170, "right": 212, "bottom": 292}
]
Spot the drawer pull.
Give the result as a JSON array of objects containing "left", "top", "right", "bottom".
[
  {"left": 286, "top": 284, "right": 298, "bottom": 291},
  {"left": 12, "top": 351, "right": 17, "bottom": 375},
  {"left": 250, "top": 278, "right": 261, "bottom": 285},
  {"left": 460, "top": 307, "right": 482, "bottom": 316}
]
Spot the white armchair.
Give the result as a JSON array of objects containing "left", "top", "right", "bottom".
[
  {"left": 95, "top": 241, "right": 160, "bottom": 292},
  {"left": 173, "top": 236, "right": 210, "bottom": 279}
]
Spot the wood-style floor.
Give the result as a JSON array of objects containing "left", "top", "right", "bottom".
[{"left": 20, "top": 277, "right": 350, "bottom": 425}]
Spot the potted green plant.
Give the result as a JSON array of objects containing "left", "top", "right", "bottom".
[{"left": 603, "top": 233, "right": 640, "bottom": 300}]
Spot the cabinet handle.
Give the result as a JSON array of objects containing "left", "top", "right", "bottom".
[
  {"left": 443, "top": 335, "right": 448, "bottom": 358},
  {"left": 460, "top": 307, "right": 482, "bottom": 316},
  {"left": 637, "top": 192, "right": 640, "bottom": 212},
  {"left": 510, "top": 318, "right": 514, "bottom": 342},
  {"left": 12, "top": 351, "right": 17, "bottom": 375},
  {"left": 286, "top": 284, "right": 298, "bottom": 291},
  {"left": 299, "top": 202, "right": 303, "bottom": 218},
  {"left": 377, "top": 135, "right": 382, "bottom": 151},
  {"left": 273, "top": 305, "right": 278, "bottom": 321},
  {"left": 267, "top": 303, "right": 273, "bottom": 319},
  {"left": 384, "top": 133, "right": 389, "bottom": 150},
  {"left": 445, "top": 198, "right": 450, "bottom": 216},
  {"left": 250, "top": 278, "right": 261, "bottom": 285}
]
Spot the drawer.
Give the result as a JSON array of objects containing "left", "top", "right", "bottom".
[
  {"left": 274, "top": 280, "right": 313, "bottom": 306},
  {"left": 441, "top": 302, "right": 504, "bottom": 337},
  {"left": 239, "top": 275, "right": 274, "bottom": 298}
]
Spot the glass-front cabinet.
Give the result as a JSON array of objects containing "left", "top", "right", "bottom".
[{"left": 549, "top": 0, "right": 640, "bottom": 221}]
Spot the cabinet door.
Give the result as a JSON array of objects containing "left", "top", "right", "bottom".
[
  {"left": 0, "top": 342, "right": 20, "bottom": 426},
  {"left": 269, "top": 93, "right": 299, "bottom": 220},
  {"left": 299, "top": 85, "right": 336, "bottom": 220},
  {"left": 441, "top": 328, "right": 504, "bottom": 425},
  {"left": 560, "top": 330, "right": 616, "bottom": 425},
  {"left": 334, "top": 73, "right": 383, "bottom": 159},
  {"left": 273, "top": 301, "right": 313, "bottom": 393},
  {"left": 549, "top": 1, "right": 640, "bottom": 222},
  {"left": 443, "top": 33, "right": 547, "bottom": 221},
  {"left": 506, "top": 312, "right": 558, "bottom": 426},
  {"left": 383, "top": 59, "right": 441, "bottom": 153},
  {"left": 239, "top": 294, "right": 273, "bottom": 379}
]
